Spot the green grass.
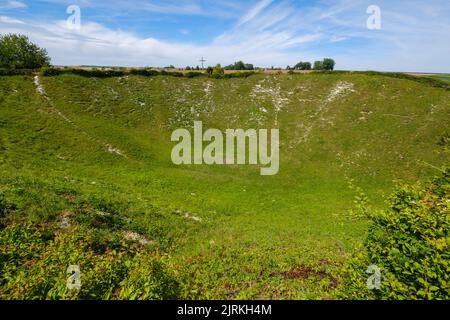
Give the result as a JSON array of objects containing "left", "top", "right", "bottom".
[
  {"left": 0, "top": 72, "right": 449, "bottom": 299},
  {"left": 428, "top": 74, "right": 450, "bottom": 84}
]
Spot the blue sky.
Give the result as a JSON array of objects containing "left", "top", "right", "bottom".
[{"left": 1, "top": 0, "right": 449, "bottom": 72}]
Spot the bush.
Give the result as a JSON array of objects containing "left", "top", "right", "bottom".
[
  {"left": 211, "top": 64, "right": 225, "bottom": 79},
  {"left": 42, "top": 67, "right": 125, "bottom": 78},
  {"left": 222, "top": 71, "right": 255, "bottom": 79},
  {"left": 0, "top": 34, "right": 50, "bottom": 70},
  {"left": 0, "top": 193, "right": 6, "bottom": 220},
  {"left": 0, "top": 68, "right": 34, "bottom": 75},
  {"left": 41, "top": 66, "right": 63, "bottom": 76},
  {"left": 0, "top": 192, "right": 15, "bottom": 223},
  {"left": 338, "top": 169, "right": 450, "bottom": 299},
  {"left": 184, "top": 71, "right": 204, "bottom": 78},
  {"left": 72, "top": 69, "right": 125, "bottom": 78},
  {"left": 39, "top": 66, "right": 256, "bottom": 80},
  {"left": 129, "top": 69, "right": 160, "bottom": 77},
  {"left": 118, "top": 253, "right": 180, "bottom": 300},
  {"left": 0, "top": 225, "right": 128, "bottom": 299},
  {"left": 0, "top": 224, "right": 181, "bottom": 300}
]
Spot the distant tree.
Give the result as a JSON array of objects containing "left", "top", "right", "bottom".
[
  {"left": 185, "top": 66, "right": 191, "bottom": 70},
  {"left": 244, "top": 63, "right": 254, "bottom": 70},
  {"left": 294, "top": 61, "right": 312, "bottom": 70},
  {"left": 286, "top": 65, "right": 291, "bottom": 70},
  {"left": 196, "top": 66, "right": 200, "bottom": 70},
  {"left": 0, "top": 34, "right": 50, "bottom": 70},
  {"left": 235, "top": 61, "right": 245, "bottom": 70},
  {"left": 206, "top": 66, "right": 214, "bottom": 76},
  {"left": 322, "top": 58, "right": 335, "bottom": 71},
  {"left": 313, "top": 60, "right": 323, "bottom": 70},
  {"left": 224, "top": 61, "right": 254, "bottom": 71}
]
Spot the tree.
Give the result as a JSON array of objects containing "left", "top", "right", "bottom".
[
  {"left": 313, "top": 60, "right": 323, "bottom": 70},
  {"left": 244, "top": 63, "right": 254, "bottom": 70},
  {"left": 294, "top": 61, "right": 312, "bottom": 70},
  {"left": 224, "top": 61, "right": 254, "bottom": 71},
  {"left": 0, "top": 34, "right": 50, "bottom": 70},
  {"left": 312, "top": 58, "right": 336, "bottom": 71},
  {"left": 322, "top": 58, "right": 335, "bottom": 71}
]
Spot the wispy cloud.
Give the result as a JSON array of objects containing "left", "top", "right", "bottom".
[
  {"left": 37, "top": 0, "right": 241, "bottom": 18},
  {"left": 237, "top": 0, "right": 273, "bottom": 26},
  {"left": 0, "top": 0, "right": 449, "bottom": 72},
  {"left": 0, "top": 14, "right": 24, "bottom": 23},
  {"left": 0, "top": 0, "right": 27, "bottom": 9},
  {"left": 179, "top": 29, "right": 190, "bottom": 36}
]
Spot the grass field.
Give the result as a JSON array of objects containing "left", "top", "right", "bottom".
[
  {"left": 0, "top": 72, "right": 449, "bottom": 299},
  {"left": 428, "top": 74, "right": 450, "bottom": 83}
]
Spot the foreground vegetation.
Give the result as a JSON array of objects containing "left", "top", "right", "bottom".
[
  {"left": 0, "top": 70, "right": 449, "bottom": 299},
  {"left": 338, "top": 168, "right": 449, "bottom": 299}
]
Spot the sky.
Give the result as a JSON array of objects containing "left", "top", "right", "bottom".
[{"left": 0, "top": 0, "right": 449, "bottom": 72}]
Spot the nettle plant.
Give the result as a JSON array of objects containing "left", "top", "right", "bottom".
[{"left": 339, "top": 168, "right": 450, "bottom": 300}]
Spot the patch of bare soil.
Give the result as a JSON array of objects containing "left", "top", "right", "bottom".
[{"left": 271, "top": 265, "right": 339, "bottom": 289}]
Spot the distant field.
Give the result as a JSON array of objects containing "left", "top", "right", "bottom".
[
  {"left": 405, "top": 72, "right": 450, "bottom": 84},
  {"left": 428, "top": 74, "right": 450, "bottom": 83},
  {"left": 0, "top": 72, "right": 449, "bottom": 299}
]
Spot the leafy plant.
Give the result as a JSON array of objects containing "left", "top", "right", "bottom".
[
  {"left": 0, "top": 34, "right": 50, "bottom": 70},
  {"left": 0, "top": 224, "right": 181, "bottom": 300},
  {"left": 338, "top": 169, "right": 450, "bottom": 299},
  {"left": 211, "top": 64, "right": 225, "bottom": 79}
]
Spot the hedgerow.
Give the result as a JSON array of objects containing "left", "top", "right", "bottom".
[{"left": 0, "top": 68, "right": 34, "bottom": 76}]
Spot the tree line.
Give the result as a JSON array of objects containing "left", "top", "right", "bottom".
[
  {"left": 288, "top": 58, "right": 336, "bottom": 71},
  {"left": 1, "top": 33, "right": 336, "bottom": 73}
]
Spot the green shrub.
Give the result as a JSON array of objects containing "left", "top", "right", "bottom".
[
  {"left": 0, "top": 224, "right": 182, "bottom": 300},
  {"left": 0, "top": 193, "right": 6, "bottom": 218},
  {"left": 0, "top": 225, "right": 128, "bottom": 299},
  {"left": 0, "top": 192, "right": 15, "bottom": 223},
  {"left": 72, "top": 69, "right": 125, "bottom": 78},
  {"left": 118, "top": 253, "right": 180, "bottom": 300},
  {"left": 338, "top": 169, "right": 450, "bottom": 299},
  {"left": 184, "top": 71, "right": 204, "bottom": 78},
  {"left": 41, "top": 66, "right": 63, "bottom": 76},
  {"left": 0, "top": 68, "right": 34, "bottom": 75},
  {"left": 222, "top": 71, "right": 256, "bottom": 79},
  {"left": 129, "top": 69, "right": 160, "bottom": 77},
  {"left": 211, "top": 64, "right": 225, "bottom": 79},
  {"left": 0, "top": 34, "right": 50, "bottom": 70}
]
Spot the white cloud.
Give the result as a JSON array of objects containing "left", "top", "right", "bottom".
[
  {"left": 0, "top": 15, "right": 24, "bottom": 23},
  {"left": 0, "top": 0, "right": 449, "bottom": 72},
  {"left": 237, "top": 0, "right": 273, "bottom": 26},
  {"left": 0, "top": 0, "right": 27, "bottom": 9}
]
